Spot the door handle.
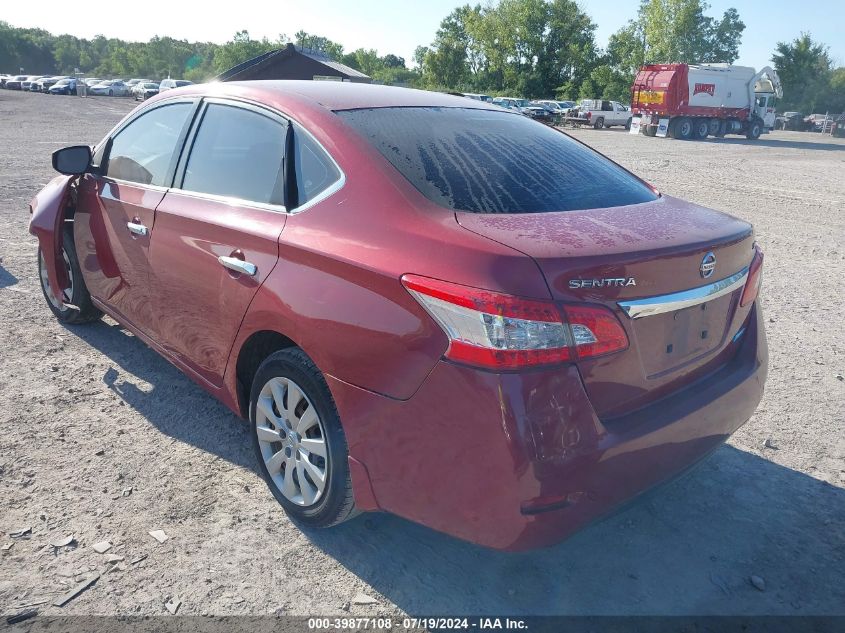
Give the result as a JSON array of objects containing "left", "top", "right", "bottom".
[
  {"left": 218, "top": 255, "right": 257, "bottom": 276},
  {"left": 127, "top": 221, "right": 148, "bottom": 236}
]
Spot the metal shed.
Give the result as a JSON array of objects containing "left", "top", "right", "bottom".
[{"left": 216, "top": 43, "right": 371, "bottom": 83}]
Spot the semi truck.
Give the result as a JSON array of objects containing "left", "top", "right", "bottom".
[{"left": 631, "top": 63, "right": 783, "bottom": 140}]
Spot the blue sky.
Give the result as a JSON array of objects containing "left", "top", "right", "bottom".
[{"left": 6, "top": 1, "right": 844, "bottom": 69}]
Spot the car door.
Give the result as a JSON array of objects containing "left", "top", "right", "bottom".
[
  {"left": 148, "top": 99, "right": 288, "bottom": 387},
  {"left": 614, "top": 103, "right": 629, "bottom": 125},
  {"left": 74, "top": 99, "right": 197, "bottom": 337},
  {"left": 755, "top": 95, "right": 776, "bottom": 128}
]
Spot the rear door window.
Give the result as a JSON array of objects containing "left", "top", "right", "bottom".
[
  {"left": 291, "top": 125, "right": 341, "bottom": 208},
  {"left": 337, "top": 107, "right": 657, "bottom": 213},
  {"left": 181, "top": 103, "right": 286, "bottom": 206}
]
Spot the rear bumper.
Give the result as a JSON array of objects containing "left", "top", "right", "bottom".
[{"left": 328, "top": 303, "right": 767, "bottom": 550}]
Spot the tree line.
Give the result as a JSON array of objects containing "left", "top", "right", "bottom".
[
  {"left": 1, "top": 0, "right": 842, "bottom": 113},
  {"left": 0, "top": 23, "right": 416, "bottom": 85},
  {"left": 413, "top": 0, "right": 745, "bottom": 101},
  {"left": 415, "top": 0, "right": 842, "bottom": 112}
]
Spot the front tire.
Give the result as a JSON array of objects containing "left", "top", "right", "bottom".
[
  {"left": 249, "top": 348, "right": 356, "bottom": 528},
  {"left": 746, "top": 118, "right": 762, "bottom": 140},
  {"left": 37, "top": 227, "right": 102, "bottom": 324}
]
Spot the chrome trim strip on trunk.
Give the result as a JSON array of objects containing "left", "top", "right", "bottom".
[{"left": 618, "top": 267, "right": 749, "bottom": 319}]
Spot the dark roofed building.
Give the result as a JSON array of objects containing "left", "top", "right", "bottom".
[{"left": 217, "top": 43, "right": 371, "bottom": 84}]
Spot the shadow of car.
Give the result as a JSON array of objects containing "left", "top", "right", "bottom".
[{"left": 64, "top": 317, "right": 845, "bottom": 616}]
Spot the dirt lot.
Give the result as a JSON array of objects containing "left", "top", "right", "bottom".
[{"left": 1, "top": 89, "right": 843, "bottom": 618}]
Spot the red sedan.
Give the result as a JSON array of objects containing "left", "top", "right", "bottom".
[{"left": 30, "top": 81, "right": 767, "bottom": 550}]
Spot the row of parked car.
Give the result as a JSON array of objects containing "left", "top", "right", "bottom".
[
  {"left": 458, "top": 93, "right": 577, "bottom": 122},
  {"left": 0, "top": 74, "right": 193, "bottom": 100},
  {"left": 457, "top": 93, "right": 635, "bottom": 129},
  {"left": 773, "top": 111, "right": 842, "bottom": 132}
]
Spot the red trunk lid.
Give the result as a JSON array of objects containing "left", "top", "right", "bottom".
[{"left": 457, "top": 196, "right": 757, "bottom": 417}]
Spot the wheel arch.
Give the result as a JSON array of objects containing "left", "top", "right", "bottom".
[
  {"left": 29, "top": 174, "right": 76, "bottom": 300},
  {"left": 234, "top": 329, "right": 298, "bottom": 419}
]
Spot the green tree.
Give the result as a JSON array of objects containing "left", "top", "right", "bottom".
[
  {"left": 0, "top": 22, "right": 56, "bottom": 73},
  {"left": 772, "top": 33, "right": 833, "bottom": 113},
  {"left": 417, "top": 0, "right": 597, "bottom": 97},
  {"left": 213, "top": 30, "right": 280, "bottom": 74},
  {"left": 413, "top": 46, "right": 429, "bottom": 69},
  {"left": 824, "top": 67, "right": 845, "bottom": 113},
  {"left": 418, "top": 5, "right": 475, "bottom": 89},
  {"left": 587, "top": 64, "right": 630, "bottom": 101},
  {"left": 578, "top": 77, "right": 597, "bottom": 99},
  {"left": 294, "top": 31, "right": 343, "bottom": 60},
  {"left": 590, "top": 0, "right": 745, "bottom": 102},
  {"left": 53, "top": 34, "right": 81, "bottom": 73},
  {"left": 382, "top": 54, "right": 405, "bottom": 69},
  {"left": 606, "top": 22, "right": 645, "bottom": 81},
  {"left": 710, "top": 8, "right": 744, "bottom": 62},
  {"left": 372, "top": 66, "right": 422, "bottom": 87},
  {"left": 351, "top": 49, "right": 383, "bottom": 77},
  {"left": 638, "top": 0, "right": 744, "bottom": 63}
]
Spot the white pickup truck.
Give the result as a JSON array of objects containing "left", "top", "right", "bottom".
[{"left": 564, "top": 99, "right": 633, "bottom": 129}]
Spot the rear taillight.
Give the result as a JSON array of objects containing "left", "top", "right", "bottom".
[
  {"left": 585, "top": 111, "right": 591, "bottom": 119},
  {"left": 401, "top": 274, "right": 628, "bottom": 370},
  {"left": 740, "top": 245, "right": 764, "bottom": 307},
  {"left": 562, "top": 304, "right": 629, "bottom": 358}
]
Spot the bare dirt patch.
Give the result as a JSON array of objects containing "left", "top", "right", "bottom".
[{"left": 1, "top": 91, "right": 843, "bottom": 617}]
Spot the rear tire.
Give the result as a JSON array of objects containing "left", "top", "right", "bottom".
[
  {"left": 669, "top": 117, "right": 692, "bottom": 140},
  {"left": 249, "top": 348, "right": 356, "bottom": 528},
  {"left": 693, "top": 118, "right": 710, "bottom": 139},
  {"left": 38, "top": 226, "right": 102, "bottom": 324},
  {"left": 708, "top": 118, "right": 721, "bottom": 136},
  {"left": 593, "top": 117, "right": 604, "bottom": 130},
  {"left": 643, "top": 125, "right": 657, "bottom": 137},
  {"left": 625, "top": 117, "right": 632, "bottom": 130}
]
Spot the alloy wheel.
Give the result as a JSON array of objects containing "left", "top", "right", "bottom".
[{"left": 255, "top": 376, "right": 328, "bottom": 507}]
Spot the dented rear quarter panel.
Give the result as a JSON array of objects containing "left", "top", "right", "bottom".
[{"left": 221, "top": 101, "right": 552, "bottom": 405}]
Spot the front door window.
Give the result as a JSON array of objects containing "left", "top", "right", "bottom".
[{"left": 105, "top": 102, "right": 194, "bottom": 186}]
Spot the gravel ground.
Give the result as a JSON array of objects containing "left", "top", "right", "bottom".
[{"left": 1, "top": 90, "right": 843, "bottom": 618}]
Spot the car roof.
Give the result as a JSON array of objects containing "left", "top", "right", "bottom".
[{"left": 179, "top": 80, "right": 504, "bottom": 112}]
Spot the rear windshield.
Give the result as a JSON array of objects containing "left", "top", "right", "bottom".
[{"left": 337, "top": 107, "right": 656, "bottom": 213}]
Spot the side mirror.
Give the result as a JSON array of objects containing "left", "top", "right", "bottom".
[{"left": 52, "top": 145, "right": 92, "bottom": 175}]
